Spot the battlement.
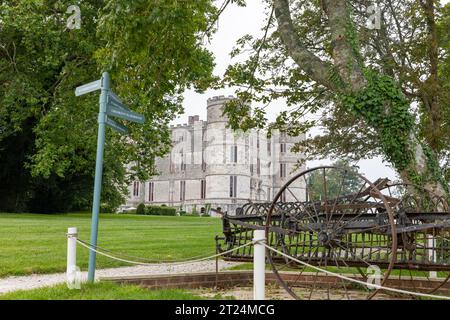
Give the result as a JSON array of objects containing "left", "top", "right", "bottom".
[
  {"left": 207, "top": 95, "right": 235, "bottom": 124},
  {"left": 207, "top": 95, "right": 235, "bottom": 107}
]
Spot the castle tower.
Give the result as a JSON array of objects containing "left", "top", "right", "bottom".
[{"left": 204, "top": 96, "right": 251, "bottom": 213}]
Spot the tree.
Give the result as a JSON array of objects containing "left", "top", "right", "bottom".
[
  {"left": 0, "top": 1, "right": 217, "bottom": 212},
  {"left": 222, "top": 0, "right": 449, "bottom": 197},
  {"left": 306, "top": 160, "right": 362, "bottom": 201},
  {"left": 0, "top": 1, "right": 108, "bottom": 212}
]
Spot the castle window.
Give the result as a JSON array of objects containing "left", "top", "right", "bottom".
[
  {"left": 148, "top": 182, "right": 154, "bottom": 202},
  {"left": 267, "top": 187, "right": 271, "bottom": 201},
  {"left": 200, "top": 180, "right": 206, "bottom": 199},
  {"left": 257, "top": 158, "right": 261, "bottom": 175},
  {"left": 280, "top": 143, "right": 286, "bottom": 153},
  {"left": 229, "top": 176, "right": 237, "bottom": 198},
  {"left": 180, "top": 181, "right": 186, "bottom": 201},
  {"left": 267, "top": 141, "right": 271, "bottom": 155},
  {"left": 230, "top": 145, "right": 238, "bottom": 163},
  {"left": 280, "top": 163, "right": 287, "bottom": 178},
  {"left": 180, "top": 151, "right": 186, "bottom": 171},
  {"left": 133, "top": 181, "right": 140, "bottom": 197},
  {"left": 202, "top": 151, "right": 206, "bottom": 171}
]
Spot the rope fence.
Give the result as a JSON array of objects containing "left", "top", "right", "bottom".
[
  {"left": 261, "top": 242, "right": 450, "bottom": 300},
  {"left": 76, "top": 238, "right": 253, "bottom": 267},
  {"left": 76, "top": 239, "right": 221, "bottom": 263},
  {"left": 71, "top": 233, "right": 450, "bottom": 300}
]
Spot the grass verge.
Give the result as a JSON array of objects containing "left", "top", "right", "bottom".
[
  {"left": 0, "top": 213, "right": 221, "bottom": 277},
  {"left": 0, "top": 281, "right": 205, "bottom": 300}
]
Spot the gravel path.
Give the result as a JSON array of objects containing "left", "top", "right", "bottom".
[{"left": 0, "top": 261, "right": 242, "bottom": 294}]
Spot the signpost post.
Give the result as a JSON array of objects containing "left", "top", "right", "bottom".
[{"left": 75, "top": 72, "right": 145, "bottom": 282}]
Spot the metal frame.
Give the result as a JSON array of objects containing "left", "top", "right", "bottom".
[{"left": 216, "top": 166, "right": 449, "bottom": 299}]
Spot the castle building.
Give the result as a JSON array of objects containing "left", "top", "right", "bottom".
[{"left": 124, "top": 96, "right": 305, "bottom": 215}]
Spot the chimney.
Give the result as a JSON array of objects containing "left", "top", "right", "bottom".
[{"left": 188, "top": 115, "right": 200, "bottom": 125}]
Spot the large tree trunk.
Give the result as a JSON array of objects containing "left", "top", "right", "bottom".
[
  {"left": 402, "top": 135, "right": 447, "bottom": 198},
  {"left": 273, "top": 0, "right": 448, "bottom": 197}
]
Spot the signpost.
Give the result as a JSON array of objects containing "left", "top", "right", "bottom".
[
  {"left": 106, "top": 118, "right": 129, "bottom": 135},
  {"left": 107, "top": 106, "right": 145, "bottom": 124},
  {"left": 75, "top": 72, "right": 145, "bottom": 282},
  {"left": 75, "top": 79, "right": 101, "bottom": 97}
]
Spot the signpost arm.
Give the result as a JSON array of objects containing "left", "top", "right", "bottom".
[{"left": 87, "top": 72, "right": 109, "bottom": 282}]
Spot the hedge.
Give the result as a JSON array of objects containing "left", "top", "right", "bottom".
[
  {"left": 136, "top": 203, "right": 146, "bottom": 215},
  {"left": 145, "top": 205, "right": 177, "bottom": 216}
]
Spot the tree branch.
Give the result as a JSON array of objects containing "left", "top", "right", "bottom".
[
  {"left": 273, "top": 0, "right": 337, "bottom": 91},
  {"left": 322, "top": 0, "right": 366, "bottom": 91}
]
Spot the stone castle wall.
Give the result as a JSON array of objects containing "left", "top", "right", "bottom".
[{"left": 124, "top": 96, "right": 306, "bottom": 215}]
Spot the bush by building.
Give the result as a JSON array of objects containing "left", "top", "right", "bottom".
[
  {"left": 136, "top": 203, "right": 146, "bottom": 215},
  {"left": 146, "top": 205, "right": 177, "bottom": 216}
]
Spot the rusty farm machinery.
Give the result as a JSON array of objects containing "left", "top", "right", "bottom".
[{"left": 216, "top": 166, "right": 449, "bottom": 299}]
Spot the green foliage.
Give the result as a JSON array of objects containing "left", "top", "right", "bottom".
[
  {"left": 136, "top": 203, "right": 146, "bottom": 215},
  {"left": 95, "top": 0, "right": 217, "bottom": 181},
  {"left": 340, "top": 70, "right": 415, "bottom": 172},
  {"left": 340, "top": 19, "right": 446, "bottom": 192},
  {"left": 146, "top": 205, "right": 177, "bottom": 216},
  {"left": 0, "top": 1, "right": 116, "bottom": 212},
  {"left": 220, "top": 0, "right": 448, "bottom": 192},
  {"left": 0, "top": 1, "right": 216, "bottom": 212},
  {"left": 306, "top": 160, "right": 362, "bottom": 201}
]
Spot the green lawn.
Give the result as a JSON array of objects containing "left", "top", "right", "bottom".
[
  {"left": 0, "top": 213, "right": 222, "bottom": 277},
  {"left": 0, "top": 282, "right": 205, "bottom": 300}
]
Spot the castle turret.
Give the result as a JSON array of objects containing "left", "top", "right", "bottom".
[
  {"left": 204, "top": 96, "right": 251, "bottom": 213},
  {"left": 206, "top": 95, "right": 234, "bottom": 123}
]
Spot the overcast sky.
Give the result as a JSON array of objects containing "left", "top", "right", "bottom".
[{"left": 172, "top": 1, "right": 447, "bottom": 182}]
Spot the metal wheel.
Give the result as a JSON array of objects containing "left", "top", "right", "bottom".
[
  {"left": 378, "top": 183, "right": 450, "bottom": 297},
  {"left": 265, "top": 166, "right": 398, "bottom": 300}
]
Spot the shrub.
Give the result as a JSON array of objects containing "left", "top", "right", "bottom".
[
  {"left": 146, "top": 205, "right": 176, "bottom": 216},
  {"left": 136, "top": 203, "right": 146, "bottom": 215}
]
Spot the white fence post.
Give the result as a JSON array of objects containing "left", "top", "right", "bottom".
[
  {"left": 253, "top": 229, "right": 266, "bottom": 300},
  {"left": 427, "top": 235, "right": 437, "bottom": 278},
  {"left": 67, "top": 227, "right": 79, "bottom": 288}
]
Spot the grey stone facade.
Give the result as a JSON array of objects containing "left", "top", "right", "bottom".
[{"left": 124, "top": 96, "right": 306, "bottom": 215}]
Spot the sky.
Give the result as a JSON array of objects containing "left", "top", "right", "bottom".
[{"left": 171, "top": 1, "right": 434, "bottom": 182}]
